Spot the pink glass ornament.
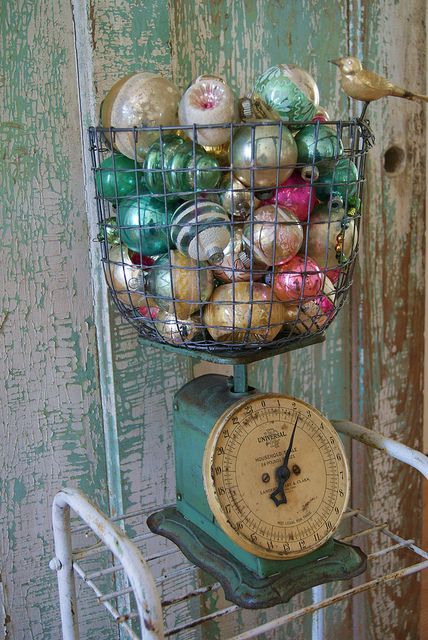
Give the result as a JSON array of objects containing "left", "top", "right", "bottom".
[
  {"left": 266, "top": 171, "right": 317, "bottom": 222},
  {"left": 272, "top": 256, "right": 323, "bottom": 302}
]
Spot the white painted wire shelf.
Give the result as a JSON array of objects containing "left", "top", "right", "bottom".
[{"left": 51, "top": 422, "right": 428, "bottom": 640}]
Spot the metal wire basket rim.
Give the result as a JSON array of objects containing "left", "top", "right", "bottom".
[{"left": 90, "top": 118, "right": 370, "bottom": 134}]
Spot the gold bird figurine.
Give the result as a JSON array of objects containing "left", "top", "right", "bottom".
[{"left": 330, "top": 56, "right": 428, "bottom": 103}]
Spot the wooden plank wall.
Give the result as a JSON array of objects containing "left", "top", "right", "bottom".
[
  {"left": 0, "top": 0, "right": 425, "bottom": 638},
  {"left": 0, "top": 1, "right": 115, "bottom": 638},
  {"left": 349, "top": 1, "right": 426, "bottom": 638}
]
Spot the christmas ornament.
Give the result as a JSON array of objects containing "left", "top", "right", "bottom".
[
  {"left": 144, "top": 134, "right": 221, "bottom": 195},
  {"left": 95, "top": 153, "right": 145, "bottom": 201},
  {"left": 232, "top": 124, "right": 298, "bottom": 188},
  {"left": 104, "top": 245, "right": 148, "bottom": 308},
  {"left": 301, "top": 165, "right": 320, "bottom": 182},
  {"left": 252, "top": 64, "right": 319, "bottom": 124},
  {"left": 100, "top": 72, "right": 180, "bottom": 161},
  {"left": 242, "top": 205, "right": 303, "bottom": 266},
  {"left": 146, "top": 251, "right": 214, "bottom": 319},
  {"left": 179, "top": 75, "right": 238, "bottom": 147},
  {"left": 219, "top": 175, "right": 261, "bottom": 220},
  {"left": 272, "top": 255, "right": 323, "bottom": 302},
  {"left": 153, "top": 310, "right": 199, "bottom": 344},
  {"left": 286, "top": 276, "right": 336, "bottom": 335},
  {"left": 210, "top": 225, "right": 265, "bottom": 283},
  {"left": 201, "top": 142, "right": 230, "bottom": 166},
  {"left": 316, "top": 158, "right": 359, "bottom": 203},
  {"left": 117, "top": 196, "right": 174, "bottom": 256},
  {"left": 294, "top": 124, "right": 344, "bottom": 164},
  {"left": 312, "top": 106, "right": 331, "bottom": 122},
  {"left": 265, "top": 171, "right": 317, "bottom": 222},
  {"left": 305, "top": 205, "right": 356, "bottom": 269},
  {"left": 97, "top": 216, "right": 120, "bottom": 246},
  {"left": 170, "top": 199, "right": 231, "bottom": 263},
  {"left": 203, "top": 282, "right": 288, "bottom": 343},
  {"left": 138, "top": 304, "right": 160, "bottom": 319}
]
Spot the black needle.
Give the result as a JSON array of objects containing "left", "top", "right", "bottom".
[{"left": 270, "top": 417, "right": 299, "bottom": 507}]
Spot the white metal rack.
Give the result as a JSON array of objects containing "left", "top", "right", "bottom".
[{"left": 51, "top": 421, "right": 428, "bottom": 639}]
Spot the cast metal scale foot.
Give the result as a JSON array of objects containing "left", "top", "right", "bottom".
[{"left": 147, "top": 506, "right": 367, "bottom": 609}]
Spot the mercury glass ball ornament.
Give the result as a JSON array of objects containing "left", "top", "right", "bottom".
[
  {"left": 117, "top": 196, "right": 175, "bottom": 256},
  {"left": 179, "top": 75, "right": 238, "bottom": 147},
  {"left": 272, "top": 255, "right": 323, "bottom": 302},
  {"left": 316, "top": 158, "right": 359, "bottom": 203},
  {"left": 203, "top": 282, "right": 287, "bottom": 343},
  {"left": 219, "top": 175, "right": 261, "bottom": 220},
  {"left": 305, "top": 205, "right": 356, "bottom": 270},
  {"left": 100, "top": 72, "right": 180, "bottom": 161},
  {"left": 170, "top": 199, "right": 231, "bottom": 263},
  {"left": 95, "top": 154, "right": 145, "bottom": 201},
  {"left": 265, "top": 171, "right": 317, "bottom": 222},
  {"left": 104, "top": 245, "right": 148, "bottom": 308},
  {"left": 232, "top": 124, "right": 298, "bottom": 189},
  {"left": 242, "top": 204, "right": 303, "bottom": 266},
  {"left": 252, "top": 64, "right": 319, "bottom": 124},
  {"left": 294, "top": 124, "right": 344, "bottom": 164},
  {"left": 146, "top": 251, "right": 214, "bottom": 319},
  {"left": 286, "top": 276, "right": 336, "bottom": 335},
  {"left": 210, "top": 225, "right": 265, "bottom": 283},
  {"left": 153, "top": 310, "right": 198, "bottom": 344}
]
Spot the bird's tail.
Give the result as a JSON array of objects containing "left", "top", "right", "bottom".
[{"left": 391, "top": 87, "right": 428, "bottom": 102}]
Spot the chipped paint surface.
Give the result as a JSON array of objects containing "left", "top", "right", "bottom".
[{"left": 0, "top": 0, "right": 424, "bottom": 639}]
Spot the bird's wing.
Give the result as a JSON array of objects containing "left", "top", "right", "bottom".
[{"left": 359, "top": 69, "right": 398, "bottom": 93}]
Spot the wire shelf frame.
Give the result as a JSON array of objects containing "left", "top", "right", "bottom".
[
  {"left": 89, "top": 119, "right": 374, "bottom": 358},
  {"left": 51, "top": 421, "right": 428, "bottom": 640}
]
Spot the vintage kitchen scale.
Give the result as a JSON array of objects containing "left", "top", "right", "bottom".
[{"left": 90, "top": 80, "right": 374, "bottom": 609}]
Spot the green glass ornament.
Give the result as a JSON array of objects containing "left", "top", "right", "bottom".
[
  {"left": 144, "top": 134, "right": 221, "bottom": 196},
  {"left": 232, "top": 124, "right": 298, "bottom": 189},
  {"left": 117, "top": 196, "right": 176, "bottom": 256},
  {"left": 316, "top": 158, "right": 359, "bottom": 202},
  {"left": 252, "top": 64, "right": 318, "bottom": 125},
  {"left": 294, "top": 124, "right": 344, "bottom": 164},
  {"left": 95, "top": 154, "right": 145, "bottom": 201}
]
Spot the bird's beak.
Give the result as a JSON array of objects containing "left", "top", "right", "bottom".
[{"left": 329, "top": 59, "right": 340, "bottom": 66}]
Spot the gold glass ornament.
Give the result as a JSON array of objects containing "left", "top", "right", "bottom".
[
  {"left": 242, "top": 205, "right": 303, "bottom": 266},
  {"left": 203, "top": 282, "right": 287, "bottom": 343},
  {"left": 305, "top": 205, "right": 356, "bottom": 269},
  {"left": 232, "top": 124, "right": 298, "bottom": 189},
  {"left": 104, "top": 245, "right": 148, "bottom": 308},
  {"left": 146, "top": 251, "right": 214, "bottom": 320},
  {"left": 153, "top": 310, "right": 199, "bottom": 344},
  {"left": 219, "top": 175, "right": 261, "bottom": 220},
  {"left": 100, "top": 72, "right": 180, "bottom": 161}
]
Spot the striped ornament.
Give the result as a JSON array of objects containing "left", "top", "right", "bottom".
[{"left": 171, "top": 199, "right": 231, "bottom": 263}]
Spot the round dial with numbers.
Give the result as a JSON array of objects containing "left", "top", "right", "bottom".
[{"left": 203, "top": 394, "right": 349, "bottom": 560}]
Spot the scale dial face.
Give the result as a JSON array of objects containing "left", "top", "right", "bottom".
[{"left": 203, "top": 394, "right": 349, "bottom": 560}]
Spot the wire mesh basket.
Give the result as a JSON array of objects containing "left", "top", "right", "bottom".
[{"left": 89, "top": 119, "right": 374, "bottom": 357}]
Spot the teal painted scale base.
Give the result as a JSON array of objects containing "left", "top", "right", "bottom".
[
  {"left": 147, "top": 373, "right": 367, "bottom": 608},
  {"left": 147, "top": 507, "right": 366, "bottom": 609}
]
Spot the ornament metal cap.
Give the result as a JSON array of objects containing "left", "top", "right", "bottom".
[
  {"left": 206, "top": 246, "right": 225, "bottom": 264},
  {"left": 239, "top": 97, "right": 254, "bottom": 120}
]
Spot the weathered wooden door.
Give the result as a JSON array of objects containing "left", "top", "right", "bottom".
[{"left": 0, "top": 1, "right": 425, "bottom": 638}]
